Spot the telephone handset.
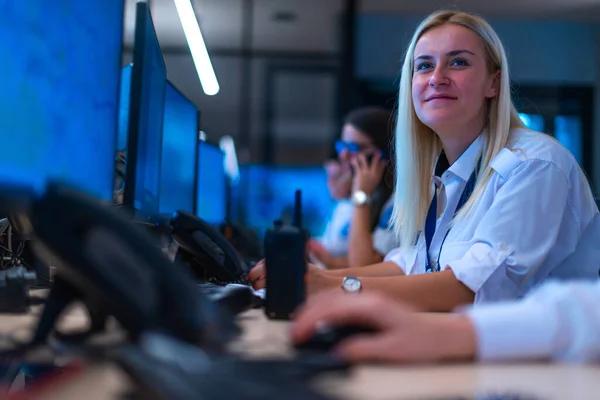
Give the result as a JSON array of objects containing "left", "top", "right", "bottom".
[
  {"left": 170, "top": 211, "right": 249, "bottom": 285},
  {"left": 13, "top": 183, "right": 238, "bottom": 350}
]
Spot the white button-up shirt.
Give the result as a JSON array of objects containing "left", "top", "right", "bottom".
[
  {"left": 318, "top": 197, "right": 398, "bottom": 269},
  {"left": 466, "top": 278, "right": 600, "bottom": 363},
  {"left": 384, "top": 128, "right": 599, "bottom": 303}
]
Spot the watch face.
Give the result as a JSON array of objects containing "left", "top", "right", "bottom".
[
  {"left": 343, "top": 277, "right": 361, "bottom": 292},
  {"left": 352, "top": 191, "right": 367, "bottom": 206}
]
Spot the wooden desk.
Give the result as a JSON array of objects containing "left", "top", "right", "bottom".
[{"left": 1, "top": 308, "right": 599, "bottom": 400}]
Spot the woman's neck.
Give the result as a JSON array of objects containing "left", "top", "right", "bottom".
[{"left": 436, "top": 125, "right": 483, "bottom": 165}]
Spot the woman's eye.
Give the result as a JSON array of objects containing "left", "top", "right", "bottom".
[
  {"left": 451, "top": 59, "right": 468, "bottom": 67},
  {"left": 416, "top": 62, "right": 432, "bottom": 71}
]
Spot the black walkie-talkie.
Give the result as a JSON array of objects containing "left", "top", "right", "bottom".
[{"left": 264, "top": 190, "right": 309, "bottom": 320}]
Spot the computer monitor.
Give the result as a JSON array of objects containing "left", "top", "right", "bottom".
[
  {"left": 123, "top": 1, "right": 167, "bottom": 223},
  {"left": 158, "top": 82, "right": 199, "bottom": 216},
  {"left": 117, "top": 65, "right": 132, "bottom": 152},
  {"left": 238, "top": 165, "right": 335, "bottom": 238},
  {"left": 196, "top": 141, "right": 226, "bottom": 225},
  {"left": 0, "top": 0, "right": 124, "bottom": 200}
]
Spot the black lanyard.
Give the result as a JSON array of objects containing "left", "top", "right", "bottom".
[{"left": 424, "top": 153, "right": 480, "bottom": 273}]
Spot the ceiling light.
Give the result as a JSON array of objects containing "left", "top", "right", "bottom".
[{"left": 173, "top": 0, "right": 219, "bottom": 96}]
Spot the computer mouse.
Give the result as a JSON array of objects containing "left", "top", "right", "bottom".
[{"left": 294, "top": 324, "right": 377, "bottom": 352}]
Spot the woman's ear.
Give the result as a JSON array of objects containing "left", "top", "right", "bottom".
[{"left": 485, "top": 70, "right": 501, "bottom": 99}]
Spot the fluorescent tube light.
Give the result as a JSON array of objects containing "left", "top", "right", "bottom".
[{"left": 173, "top": 0, "right": 220, "bottom": 96}]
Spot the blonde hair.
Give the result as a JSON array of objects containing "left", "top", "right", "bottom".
[{"left": 391, "top": 10, "right": 524, "bottom": 249}]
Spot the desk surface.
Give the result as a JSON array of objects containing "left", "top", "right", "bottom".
[{"left": 1, "top": 308, "right": 599, "bottom": 400}]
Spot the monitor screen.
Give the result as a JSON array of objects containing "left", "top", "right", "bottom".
[
  {"left": 0, "top": 1, "right": 124, "bottom": 200},
  {"left": 117, "top": 65, "right": 132, "bottom": 152},
  {"left": 238, "top": 165, "right": 335, "bottom": 238},
  {"left": 196, "top": 142, "right": 226, "bottom": 225},
  {"left": 159, "top": 82, "right": 198, "bottom": 215},
  {"left": 124, "top": 1, "right": 167, "bottom": 221}
]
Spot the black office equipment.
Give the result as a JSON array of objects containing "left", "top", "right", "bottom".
[
  {"left": 14, "top": 183, "right": 239, "bottom": 351},
  {"left": 171, "top": 211, "right": 250, "bottom": 285},
  {"left": 117, "top": 337, "right": 340, "bottom": 400},
  {"left": 0, "top": 266, "right": 38, "bottom": 314},
  {"left": 264, "top": 190, "right": 309, "bottom": 320},
  {"left": 207, "top": 284, "right": 262, "bottom": 315},
  {"left": 122, "top": 1, "right": 167, "bottom": 224},
  {"left": 219, "top": 223, "right": 263, "bottom": 262},
  {"left": 170, "top": 137, "right": 252, "bottom": 286}
]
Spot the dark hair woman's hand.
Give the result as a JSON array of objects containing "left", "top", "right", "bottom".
[
  {"left": 325, "top": 160, "right": 353, "bottom": 200},
  {"left": 351, "top": 152, "right": 387, "bottom": 196}
]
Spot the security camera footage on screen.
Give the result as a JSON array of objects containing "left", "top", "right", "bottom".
[{"left": 0, "top": 1, "right": 123, "bottom": 200}]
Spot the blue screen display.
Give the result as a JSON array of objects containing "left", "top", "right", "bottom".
[
  {"left": 196, "top": 142, "right": 226, "bottom": 225},
  {"left": 237, "top": 165, "right": 335, "bottom": 238},
  {"left": 117, "top": 65, "right": 132, "bottom": 152},
  {"left": 126, "top": 2, "right": 166, "bottom": 219},
  {"left": 0, "top": 1, "right": 124, "bottom": 200},
  {"left": 159, "top": 82, "right": 198, "bottom": 215}
]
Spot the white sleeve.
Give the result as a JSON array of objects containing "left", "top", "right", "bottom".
[
  {"left": 464, "top": 280, "right": 600, "bottom": 363},
  {"left": 384, "top": 246, "right": 418, "bottom": 274},
  {"left": 319, "top": 220, "right": 334, "bottom": 250},
  {"left": 319, "top": 202, "right": 350, "bottom": 252},
  {"left": 372, "top": 228, "right": 396, "bottom": 256},
  {"left": 445, "top": 160, "right": 571, "bottom": 301}
]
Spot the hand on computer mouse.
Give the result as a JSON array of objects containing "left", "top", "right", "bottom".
[{"left": 291, "top": 290, "right": 478, "bottom": 364}]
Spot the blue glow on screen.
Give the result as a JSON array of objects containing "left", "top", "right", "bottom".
[
  {"left": 128, "top": 3, "right": 166, "bottom": 218},
  {"left": 238, "top": 165, "right": 335, "bottom": 238},
  {"left": 196, "top": 142, "right": 226, "bottom": 225},
  {"left": 159, "top": 82, "right": 197, "bottom": 215},
  {"left": 0, "top": 1, "right": 124, "bottom": 200},
  {"left": 117, "top": 65, "right": 131, "bottom": 152},
  {"left": 554, "top": 116, "right": 583, "bottom": 165}
]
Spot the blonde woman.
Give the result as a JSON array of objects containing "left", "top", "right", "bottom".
[{"left": 250, "top": 10, "right": 598, "bottom": 311}]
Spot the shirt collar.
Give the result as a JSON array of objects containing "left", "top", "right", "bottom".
[{"left": 434, "top": 134, "right": 484, "bottom": 182}]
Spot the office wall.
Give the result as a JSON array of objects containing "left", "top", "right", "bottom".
[
  {"left": 157, "top": 53, "right": 338, "bottom": 165},
  {"left": 356, "top": 16, "right": 598, "bottom": 84},
  {"left": 163, "top": 54, "right": 242, "bottom": 144}
]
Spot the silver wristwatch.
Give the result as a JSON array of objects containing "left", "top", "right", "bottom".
[
  {"left": 351, "top": 190, "right": 369, "bottom": 206},
  {"left": 341, "top": 276, "right": 362, "bottom": 294}
]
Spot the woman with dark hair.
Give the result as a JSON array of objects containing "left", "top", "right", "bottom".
[{"left": 311, "top": 107, "right": 397, "bottom": 269}]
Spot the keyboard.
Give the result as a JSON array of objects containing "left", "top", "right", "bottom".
[
  {"left": 197, "top": 282, "right": 266, "bottom": 300},
  {"left": 197, "top": 282, "right": 228, "bottom": 297}
]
